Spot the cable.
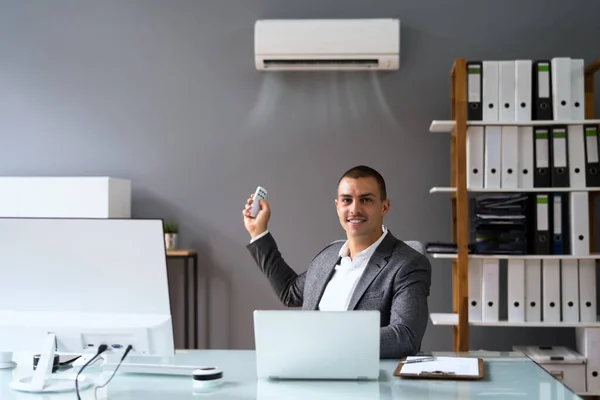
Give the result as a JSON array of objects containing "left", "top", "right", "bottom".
[
  {"left": 58, "top": 355, "right": 81, "bottom": 370},
  {"left": 76, "top": 344, "right": 108, "bottom": 400},
  {"left": 94, "top": 345, "right": 133, "bottom": 400}
]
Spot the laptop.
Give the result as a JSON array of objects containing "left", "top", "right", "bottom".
[{"left": 253, "top": 310, "right": 380, "bottom": 380}]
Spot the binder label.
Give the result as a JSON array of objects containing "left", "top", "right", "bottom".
[
  {"left": 586, "top": 128, "right": 599, "bottom": 163},
  {"left": 538, "top": 63, "right": 550, "bottom": 98},
  {"left": 552, "top": 129, "right": 567, "bottom": 167},
  {"left": 536, "top": 130, "right": 549, "bottom": 168},
  {"left": 537, "top": 195, "right": 548, "bottom": 231},
  {"left": 468, "top": 65, "right": 481, "bottom": 102}
]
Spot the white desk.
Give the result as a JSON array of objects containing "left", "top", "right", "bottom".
[{"left": 0, "top": 350, "right": 583, "bottom": 399}]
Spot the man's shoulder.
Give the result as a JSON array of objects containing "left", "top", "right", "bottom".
[
  {"left": 320, "top": 239, "right": 346, "bottom": 255},
  {"left": 327, "top": 239, "right": 346, "bottom": 248},
  {"left": 307, "top": 239, "right": 345, "bottom": 265},
  {"left": 384, "top": 233, "right": 430, "bottom": 267}
]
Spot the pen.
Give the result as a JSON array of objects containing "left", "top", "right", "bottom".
[{"left": 399, "top": 357, "right": 436, "bottom": 364}]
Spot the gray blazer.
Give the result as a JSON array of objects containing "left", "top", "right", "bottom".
[{"left": 246, "top": 230, "right": 432, "bottom": 359}]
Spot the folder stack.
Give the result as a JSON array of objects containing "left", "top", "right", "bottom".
[{"left": 473, "top": 194, "right": 528, "bottom": 255}]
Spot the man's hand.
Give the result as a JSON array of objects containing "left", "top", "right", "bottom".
[{"left": 242, "top": 193, "right": 270, "bottom": 239}]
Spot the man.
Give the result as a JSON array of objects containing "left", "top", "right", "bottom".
[{"left": 242, "top": 165, "right": 431, "bottom": 358}]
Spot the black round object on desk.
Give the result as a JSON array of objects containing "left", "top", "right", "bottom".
[
  {"left": 192, "top": 367, "right": 223, "bottom": 381},
  {"left": 192, "top": 367, "right": 224, "bottom": 393}
]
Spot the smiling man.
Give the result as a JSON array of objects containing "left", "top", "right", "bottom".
[{"left": 242, "top": 165, "right": 432, "bottom": 358}]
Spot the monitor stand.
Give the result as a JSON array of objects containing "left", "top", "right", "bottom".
[
  {"left": 0, "top": 352, "right": 16, "bottom": 369},
  {"left": 9, "top": 333, "right": 94, "bottom": 393}
]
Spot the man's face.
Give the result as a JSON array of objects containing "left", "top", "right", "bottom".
[{"left": 335, "top": 177, "right": 390, "bottom": 239}]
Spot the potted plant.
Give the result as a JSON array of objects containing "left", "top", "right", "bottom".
[{"left": 164, "top": 221, "right": 179, "bottom": 250}]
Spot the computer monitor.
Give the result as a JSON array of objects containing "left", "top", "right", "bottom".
[{"left": 0, "top": 217, "right": 175, "bottom": 393}]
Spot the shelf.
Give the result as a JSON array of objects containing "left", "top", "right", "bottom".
[
  {"left": 430, "top": 119, "right": 600, "bottom": 133},
  {"left": 430, "top": 313, "right": 600, "bottom": 327},
  {"left": 430, "top": 187, "right": 600, "bottom": 194},
  {"left": 166, "top": 249, "right": 198, "bottom": 257},
  {"left": 430, "top": 313, "right": 459, "bottom": 325},
  {"left": 430, "top": 253, "right": 600, "bottom": 260}
]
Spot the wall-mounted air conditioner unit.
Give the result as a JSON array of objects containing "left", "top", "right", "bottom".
[{"left": 254, "top": 18, "right": 400, "bottom": 71}]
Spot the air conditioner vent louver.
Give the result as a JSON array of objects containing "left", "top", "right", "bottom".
[{"left": 263, "top": 59, "right": 379, "bottom": 67}]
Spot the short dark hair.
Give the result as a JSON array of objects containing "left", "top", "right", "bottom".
[{"left": 337, "top": 165, "right": 387, "bottom": 200}]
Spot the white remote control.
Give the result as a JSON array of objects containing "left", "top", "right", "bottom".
[{"left": 249, "top": 186, "right": 267, "bottom": 218}]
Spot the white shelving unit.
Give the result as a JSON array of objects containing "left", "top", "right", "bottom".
[{"left": 429, "top": 58, "right": 600, "bottom": 397}]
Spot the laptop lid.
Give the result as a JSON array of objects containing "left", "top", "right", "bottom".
[{"left": 253, "top": 310, "right": 380, "bottom": 380}]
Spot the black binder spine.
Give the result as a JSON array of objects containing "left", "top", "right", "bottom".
[
  {"left": 534, "top": 127, "right": 551, "bottom": 188},
  {"left": 532, "top": 61, "right": 553, "bottom": 120},
  {"left": 531, "top": 194, "right": 552, "bottom": 255},
  {"left": 550, "top": 125, "right": 570, "bottom": 187},
  {"left": 467, "top": 61, "right": 483, "bottom": 121},
  {"left": 584, "top": 125, "right": 600, "bottom": 187}
]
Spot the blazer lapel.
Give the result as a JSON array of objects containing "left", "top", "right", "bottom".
[
  {"left": 306, "top": 250, "right": 342, "bottom": 310},
  {"left": 346, "top": 232, "right": 396, "bottom": 311}
]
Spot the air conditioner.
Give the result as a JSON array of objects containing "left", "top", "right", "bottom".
[{"left": 254, "top": 19, "right": 400, "bottom": 71}]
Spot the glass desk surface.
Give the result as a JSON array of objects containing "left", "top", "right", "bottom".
[{"left": 0, "top": 350, "right": 583, "bottom": 399}]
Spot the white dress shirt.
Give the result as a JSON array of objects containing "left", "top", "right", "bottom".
[{"left": 318, "top": 226, "right": 388, "bottom": 311}]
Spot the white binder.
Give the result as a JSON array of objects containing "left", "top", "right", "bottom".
[
  {"left": 575, "top": 327, "right": 600, "bottom": 394},
  {"left": 468, "top": 259, "right": 483, "bottom": 322},
  {"left": 570, "top": 59, "right": 585, "bottom": 120},
  {"left": 569, "top": 192, "right": 590, "bottom": 256},
  {"left": 515, "top": 60, "right": 532, "bottom": 122},
  {"left": 561, "top": 259, "right": 579, "bottom": 323},
  {"left": 481, "top": 259, "right": 499, "bottom": 322},
  {"left": 551, "top": 57, "right": 572, "bottom": 121},
  {"left": 518, "top": 126, "right": 534, "bottom": 188},
  {"left": 484, "top": 126, "right": 502, "bottom": 188},
  {"left": 542, "top": 259, "right": 561, "bottom": 322},
  {"left": 551, "top": 126, "right": 568, "bottom": 185},
  {"left": 578, "top": 259, "right": 597, "bottom": 322},
  {"left": 507, "top": 259, "right": 525, "bottom": 322},
  {"left": 501, "top": 126, "right": 519, "bottom": 188},
  {"left": 567, "top": 125, "right": 587, "bottom": 189},
  {"left": 525, "top": 259, "right": 541, "bottom": 322},
  {"left": 499, "top": 60, "right": 515, "bottom": 121},
  {"left": 467, "top": 126, "right": 485, "bottom": 189},
  {"left": 482, "top": 61, "right": 499, "bottom": 122}
]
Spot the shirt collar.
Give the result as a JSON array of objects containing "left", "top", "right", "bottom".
[{"left": 338, "top": 225, "right": 388, "bottom": 260}]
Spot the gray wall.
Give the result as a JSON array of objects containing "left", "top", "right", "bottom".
[{"left": 2, "top": 0, "right": 600, "bottom": 352}]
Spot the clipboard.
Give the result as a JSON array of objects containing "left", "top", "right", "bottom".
[{"left": 393, "top": 357, "right": 484, "bottom": 380}]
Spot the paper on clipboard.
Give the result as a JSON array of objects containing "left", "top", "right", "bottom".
[{"left": 394, "top": 356, "right": 483, "bottom": 380}]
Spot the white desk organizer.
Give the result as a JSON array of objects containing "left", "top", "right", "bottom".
[
  {"left": 514, "top": 345, "right": 586, "bottom": 393},
  {"left": 576, "top": 327, "right": 600, "bottom": 394},
  {"left": 0, "top": 177, "right": 131, "bottom": 218}
]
